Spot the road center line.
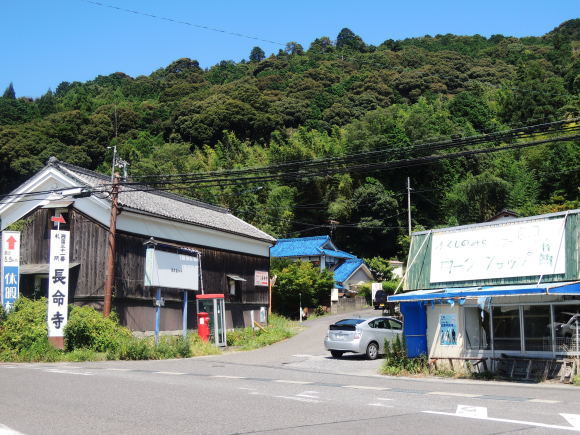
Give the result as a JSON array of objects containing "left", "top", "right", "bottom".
[
  {"left": 274, "top": 395, "right": 320, "bottom": 403},
  {"left": 274, "top": 380, "right": 313, "bottom": 384},
  {"left": 529, "top": 399, "right": 560, "bottom": 404},
  {"left": 154, "top": 371, "right": 186, "bottom": 375},
  {"left": 106, "top": 368, "right": 131, "bottom": 371},
  {"left": 343, "top": 385, "right": 390, "bottom": 391},
  {"left": 427, "top": 391, "right": 481, "bottom": 398},
  {"left": 212, "top": 375, "right": 246, "bottom": 379}
]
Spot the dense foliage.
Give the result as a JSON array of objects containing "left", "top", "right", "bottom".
[
  {"left": 271, "top": 259, "right": 334, "bottom": 316},
  {"left": 0, "top": 298, "right": 213, "bottom": 361},
  {"left": 1, "top": 20, "right": 579, "bottom": 259}
]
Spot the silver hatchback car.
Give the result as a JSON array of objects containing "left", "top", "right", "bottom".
[{"left": 324, "top": 316, "right": 403, "bottom": 360}]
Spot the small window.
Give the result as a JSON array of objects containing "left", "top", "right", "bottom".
[{"left": 388, "top": 319, "right": 402, "bottom": 330}]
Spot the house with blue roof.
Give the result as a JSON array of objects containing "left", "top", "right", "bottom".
[{"left": 270, "top": 236, "right": 373, "bottom": 295}]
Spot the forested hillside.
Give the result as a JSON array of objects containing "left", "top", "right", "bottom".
[{"left": 1, "top": 20, "right": 578, "bottom": 259}]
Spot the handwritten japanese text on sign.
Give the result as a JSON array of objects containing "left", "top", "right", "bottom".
[{"left": 430, "top": 217, "right": 566, "bottom": 283}]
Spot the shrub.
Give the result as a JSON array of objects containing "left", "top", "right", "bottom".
[
  {"left": 65, "top": 305, "right": 132, "bottom": 352},
  {"left": 381, "top": 334, "right": 429, "bottom": 376},
  {"left": 0, "top": 298, "right": 48, "bottom": 352}
]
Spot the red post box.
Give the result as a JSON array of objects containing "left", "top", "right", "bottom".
[{"left": 197, "top": 312, "right": 210, "bottom": 341}]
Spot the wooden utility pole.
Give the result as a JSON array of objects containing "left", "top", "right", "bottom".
[
  {"left": 407, "top": 177, "right": 412, "bottom": 236},
  {"left": 103, "top": 174, "right": 119, "bottom": 317}
]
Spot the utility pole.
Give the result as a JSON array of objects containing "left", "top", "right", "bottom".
[
  {"left": 407, "top": 177, "right": 412, "bottom": 236},
  {"left": 103, "top": 173, "right": 119, "bottom": 317}
]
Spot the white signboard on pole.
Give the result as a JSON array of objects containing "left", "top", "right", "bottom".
[
  {"left": 144, "top": 248, "right": 199, "bottom": 290},
  {"left": 47, "top": 230, "right": 70, "bottom": 338},
  {"left": 1, "top": 231, "right": 20, "bottom": 311},
  {"left": 430, "top": 217, "right": 566, "bottom": 283},
  {"left": 254, "top": 270, "right": 269, "bottom": 287}
]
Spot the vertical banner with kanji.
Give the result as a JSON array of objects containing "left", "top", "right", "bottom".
[
  {"left": 47, "top": 230, "right": 70, "bottom": 338},
  {"left": 1, "top": 231, "right": 21, "bottom": 312}
]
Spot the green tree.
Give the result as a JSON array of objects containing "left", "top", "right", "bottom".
[
  {"left": 271, "top": 260, "right": 334, "bottom": 317},
  {"left": 2, "top": 83, "right": 16, "bottom": 99},
  {"left": 336, "top": 28, "right": 366, "bottom": 52},
  {"left": 249, "top": 46, "right": 266, "bottom": 62}
]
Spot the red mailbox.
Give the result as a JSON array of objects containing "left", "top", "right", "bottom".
[{"left": 197, "top": 312, "right": 210, "bottom": 341}]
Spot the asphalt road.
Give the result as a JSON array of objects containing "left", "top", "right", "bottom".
[{"left": 1, "top": 309, "right": 579, "bottom": 434}]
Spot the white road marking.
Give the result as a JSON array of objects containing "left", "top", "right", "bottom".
[
  {"left": 428, "top": 391, "right": 481, "bottom": 398},
  {"left": 45, "top": 369, "right": 93, "bottom": 376},
  {"left": 211, "top": 375, "right": 246, "bottom": 379},
  {"left": 0, "top": 423, "right": 23, "bottom": 434},
  {"left": 106, "top": 368, "right": 131, "bottom": 371},
  {"left": 369, "top": 403, "right": 394, "bottom": 408},
  {"left": 296, "top": 391, "right": 320, "bottom": 399},
  {"left": 377, "top": 397, "right": 394, "bottom": 401},
  {"left": 291, "top": 354, "right": 313, "bottom": 357},
  {"left": 274, "top": 380, "right": 313, "bottom": 385},
  {"left": 344, "top": 385, "right": 390, "bottom": 391},
  {"left": 456, "top": 405, "right": 488, "bottom": 418},
  {"left": 154, "top": 371, "right": 185, "bottom": 375},
  {"left": 561, "top": 414, "right": 580, "bottom": 430},
  {"left": 529, "top": 398, "right": 559, "bottom": 404},
  {"left": 275, "top": 395, "right": 320, "bottom": 403},
  {"left": 423, "top": 404, "right": 580, "bottom": 432}
]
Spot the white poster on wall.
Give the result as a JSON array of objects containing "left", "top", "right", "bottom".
[
  {"left": 430, "top": 217, "right": 566, "bottom": 283},
  {"left": 254, "top": 270, "right": 269, "bottom": 287},
  {"left": 47, "top": 230, "right": 70, "bottom": 338},
  {"left": 145, "top": 248, "right": 199, "bottom": 290}
]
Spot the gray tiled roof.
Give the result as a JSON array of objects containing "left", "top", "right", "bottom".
[{"left": 49, "top": 158, "right": 276, "bottom": 243}]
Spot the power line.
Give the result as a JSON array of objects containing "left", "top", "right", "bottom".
[{"left": 80, "top": 0, "right": 285, "bottom": 46}]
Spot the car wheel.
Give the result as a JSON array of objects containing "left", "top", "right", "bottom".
[
  {"left": 366, "top": 342, "right": 379, "bottom": 360},
  {"left": 330, "top": 350, "right": 344, "bottom": 358}
]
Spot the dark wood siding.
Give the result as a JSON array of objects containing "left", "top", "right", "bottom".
[{"left": 13, "top": 206, "right": 270, "bottom": 330}]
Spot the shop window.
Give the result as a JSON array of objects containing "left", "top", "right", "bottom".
[
  {"left": 464, "top": 307, "right": 491, "bottom": 350},
  {"left": 553, "top": 305, "right": 580, "bottom": 354},
  {"left": 523, "top": 305, "right": 552, "bottom": 352},
  {"left": 492, "top": 306, "right": 521, "bottom": 351}
]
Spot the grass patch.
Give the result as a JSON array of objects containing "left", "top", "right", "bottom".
[
  {"left": 226, "top": 314, "right": 297, "bottom": 350},
  {"left": 380, "top": 335, "right": 430, "bottom": 376}
]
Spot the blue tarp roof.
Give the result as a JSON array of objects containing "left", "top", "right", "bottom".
[
  {"left": 388, "top": 281, "right": 580, "bottom": 302},
  {"left": 321, "top": 249, "right": 356, "bottom": 259},
  {"left": 270, "top": 236, "right": 330, "bottom": 257},
  {"left": 334, "top": 258, "right": 364, "bottom": 284}
]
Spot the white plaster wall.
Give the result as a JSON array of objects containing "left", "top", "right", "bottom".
[
  {"left": 345, "top": 268, "right": 372, "bottom": 288},
  {"left": 426, "top": 304, "right": 464, "bottom": 358}
]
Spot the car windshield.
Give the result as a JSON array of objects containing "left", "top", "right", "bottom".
[{"left": 335, "top": 319, "right": 365, "bottom": 326}]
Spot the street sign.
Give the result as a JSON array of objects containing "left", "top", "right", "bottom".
[
  {"left": 47, "top": 230, "right": 70, "bottom": 341},
  {"left": 2, "top": 231, "right": 21, "bottom": 311}
]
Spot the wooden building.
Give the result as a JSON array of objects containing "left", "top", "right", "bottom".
[{"left": 0, "top": 157, "right": 276, "bottom": 331}]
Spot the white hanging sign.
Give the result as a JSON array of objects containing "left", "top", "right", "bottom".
[
  {"left": 47, "top": 230, "right": 70, "bottom": 337},
  {"left": 430, "top": 217, "right": 566, "bottom": 283},
  {"left": 145, "top": 248, "right": 199, "bottom": 290}
]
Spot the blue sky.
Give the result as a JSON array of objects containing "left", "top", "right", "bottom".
[{"left": 2, "top": 1, "right": 577, "bottom": 98}]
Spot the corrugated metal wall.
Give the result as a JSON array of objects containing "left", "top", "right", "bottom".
[{"left": 405, "top": 211, "right": 579, "bottom": 291}]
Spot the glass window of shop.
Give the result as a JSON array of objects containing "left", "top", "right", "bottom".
[
  {"left": 492, "top": 306, "right": 521, "bottom": 351},
  {"left": 553, "top": 305, "right": 580, "bottom": 354},
  {"left": 523, "top": 305, "right": 552, "bottom": 352},
  {"left": 464, "top": 307, "right": 491, "bottom": 350}
]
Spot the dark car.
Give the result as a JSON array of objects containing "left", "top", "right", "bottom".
[{"left": 373, "top": 290, "right": 388, "bottom": 310}]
